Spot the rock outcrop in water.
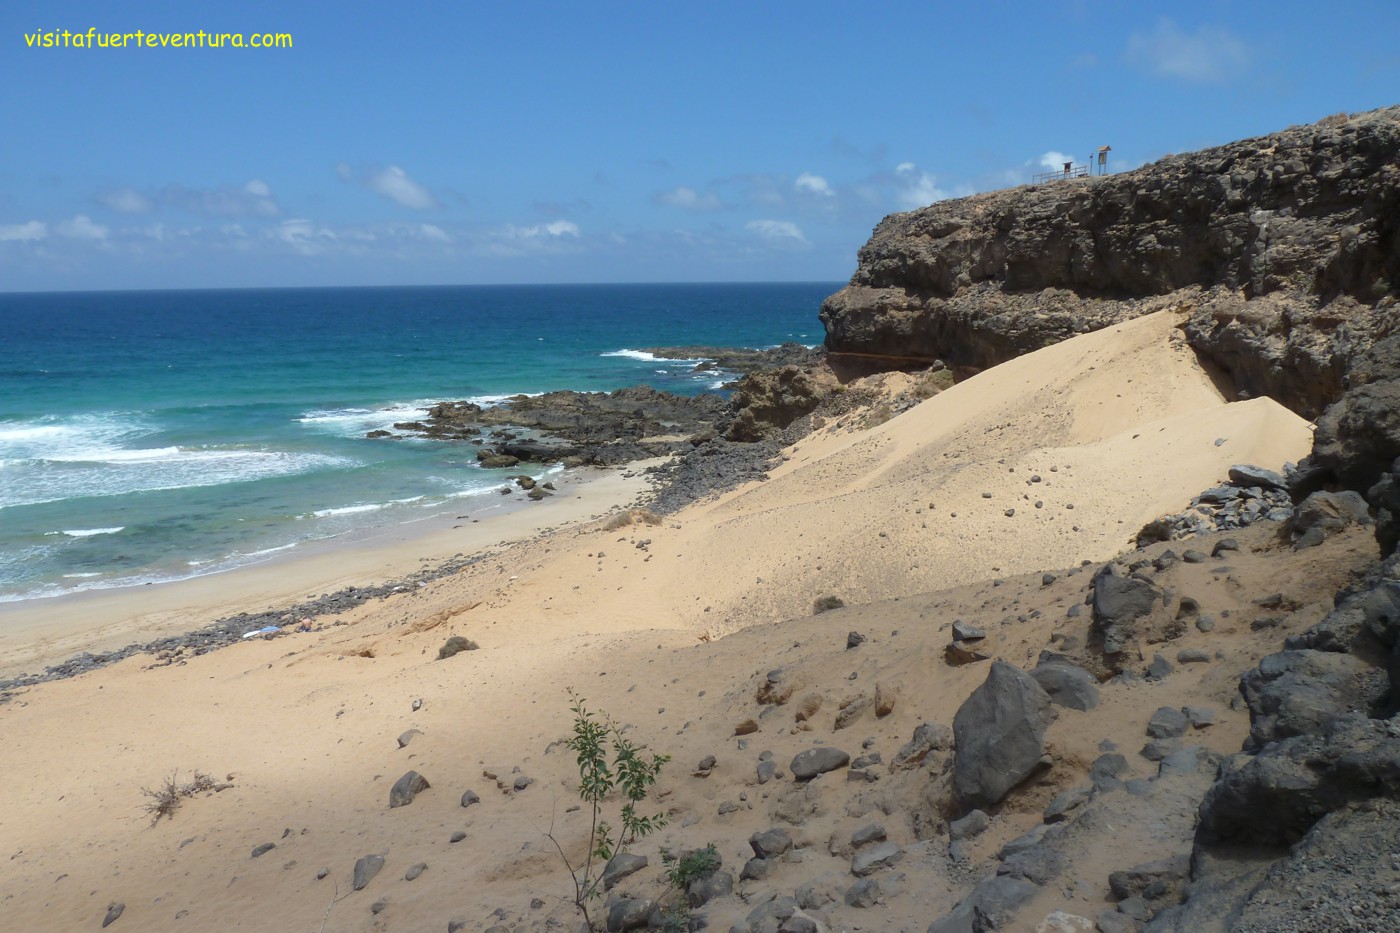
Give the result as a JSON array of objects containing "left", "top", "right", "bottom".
[{"left": 820, "top": 105, "right": 1400, "bottom": 421}]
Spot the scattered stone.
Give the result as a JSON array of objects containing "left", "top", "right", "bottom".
[
  {"left": 686, "top": 870, "right": 734, "bottom": 908},
  {"left": 874, "top": 682, "right": 897, "bottom": 717},
  {"left": 1212, "top": 538, "right": 1239, "bottom": 556},
  {"left": 734, "top": 718, "right": 759, "bottom": 736},
  {"left": 952, "top": 661, "right": 1054, "bottom": 809},
  {"left": 998, "top": 844, "right": 1065, "bottom": 884},
  {"left": 1176, "top": 648, "right": 1211, "bottom": 664},
  {"left": 949, "top": 809, "right": 989, "bottom": 840},
  {"left": 793, "top": 693, "right": 822, "bottom": 722},
  {"left": 756, "top": 759, "right": 778, "bottom": 784},
  {"left": 449, "top": 831, "right": 466, "bottom": 843},
  {"left": 740, "top": 857, "right": 773, "bottom": 882},
  {"left": 1108, "top": 854, "right": 1190, "bottom": 903},
  {"left": 251, "top": 843, "right": 276, "bottom": 859},
  {"left": 405, "top": 862, "right": 427, "bottom": 881},
  {"left": 512, "top": 775, "right": 534, "bottom": 792},
  {"left": 460, "top": 789, "right": 480, "bottom": 808},
  {"left": 1091, "top": 753, "right": 1129, "bottom": 791},
  {"left": 1182, "top": 549, "right": 1209, "bottom": 563},
  {"left": 1184, "top": 705, "right": 1216, "bottom": 728},
  {"left": 790, "top": 747, "right": 850, "bottom": 781},
  {"left": 1030, "top": 660, "right": 1100, "bottom": 711},
  {"left": 694, "top": 754, "right": 717, "bottom": 775},
  {"left": 953, "top": 620, "right": 986, "bottom": 641},
  {"left": 602, "top": 853, "right": 648, "bottom": 891},
  {"left": 834, "top": 694, "right": 872, "bottom": 730},
  {"left": 1035, "top": 910, "right": 1096, "bottom": 933},
  {"left": 1147, "top": 707, "right": 1189, "bottom": 739},
  {"left": 851, "top": 841, "right": 903, "bottom": 877},
  {"left": 389, "top": 770, "right": 430, "bottom": 808},
  {"left": 1146, "top": 654, "right": 1175, "bottom": 680},
  {"left": 750, "top": 828, "right": 793, "bottom": 859},
  {"left": 889, "top": 721, "right": 952, "bottom": 771},
  {"left": 1043, "top": 785, "right": 1093, "bottom": 823},
  {"left": 606, "top": 897, "right": 654, "bottom": 931},
  {"left": 846, "top": 630, "right": 866, "bottom": 649},
  {"left": 757, "top": 669, "right": 797, "bottom": 706},
  {"left": 352, "top": 854, "right": 384, "bottom": 891},
  {"left": 1042, "top": 573, "right": 1058, "bottom": 586},
  {"left": 851, "top": 823, "right": 887, "bottom": 848},
  {"left": 102, "top": 903, "right": 124, "bottom": 928},
  {"left": 396, "top": 729, "right": 422, "bottom": 749},
  {"left": 438, "top": 636, "right": 479, "bottom": 659}
]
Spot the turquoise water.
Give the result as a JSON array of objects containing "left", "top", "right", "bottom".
[{"left": 0, "top": 283, "right": 834, "bottom": 601}]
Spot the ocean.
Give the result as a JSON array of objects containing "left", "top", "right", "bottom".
[{"left": 0, "top": 282, "right": 835, "bottom": 602}]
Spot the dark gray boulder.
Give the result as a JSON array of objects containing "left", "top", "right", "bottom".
[
  {"left": 1031, "top": 660, "right": 1100, "bottom": 710},
  {"left": 851, "top": 841, "right": 903, "bottom": 877},
  {"left": 601, "top": 852, "right": 647, "bottom": 891},
  {"left": 890, "top": 721, "right": 952, "bottom": 771},
  {"left": 1228, "top": 464, "right": 1287, "bottom": 490},
  {"left": 686, "top": 870, "right": 734, "bottom": 908},
  {"left": 1146, "top": 707, "right": 1189, "bottom": 739},
  {"left": 1239, "top": 649, "right": 1389, "bottom": 748},
  {"left": 352, "top": 854, "right": 385, "bottom": 891},
  {"left": 749, "top": 828, "right": 793, "bottom": 859},
  {"left": 389, "top": 770, "right": 430, "bottom": 808},
  {"left": 927, "top": 875, "right": 1037, "bottom": 933},
  {"left": 1197, "top": 714, "right": 1400, "bottom": 847},
  {"left": 996, "top": 844, "right": 1064, "bottom": 884},
  {"left": 1093, "top": 570, "right": 1162, "bottom": 655},
  {"left": 605, "top": 897, "right": 654, "bottom": 931},
  {"left": 952, "top": 661, "right": 1054, "bottom": 809},
  {"left": 790, "top": 747, "right": 850, "bottom": 781}
]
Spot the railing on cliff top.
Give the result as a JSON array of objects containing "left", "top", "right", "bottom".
[{"left": 1032, "top": 162, "right": 1092, "bottom": 184}]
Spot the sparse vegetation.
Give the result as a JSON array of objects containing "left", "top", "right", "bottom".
[
  {"left": 547, "top": 690, "right": 670, "bottom": 931},
  {"left": 603, "top": 507, "right": 665, "bottom": 531},
  {"left": 140, "top": 770, "right": 228, "bottom": 825},
  {"left": 813, "top": 594, "right": 846, "bottom": 614},
  {"left": 659, "top": 844, "right": 721, "bottom": 931}
]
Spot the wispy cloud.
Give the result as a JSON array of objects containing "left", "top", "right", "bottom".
[
  {"left": 160, "top": 180, "right": 280, "bottom": 218},
  {"left": 655, "top": 185, "right": 722, "bottom": 211},
  {"left": 894, "top": 162, "right": 948, "bottom": 210},
  {"left": 367, "top": 166, "right": 438, "bottom": 210},
  {"left": 0, "top": 220, "right": 48, "bottom": 242},
  {"left": 56, "top": 214, "right": 109, "bottom": 240},
  {"left": 1125, "top": 19, "right": 1250, "bottom": 83},
  {"left": 505, "top": 220, "right": 580, "bottom": 239},
  {"left": 745, "top": 219, "right": 808, "bottom": 247},
  {"left": 97, "top": 187, "right": 155, "bottom": 214},
  {"left": 338, "top": 163, "right": 439, "bottom": 210},
  {"left": 795, "top": 173, "right": 834, "bottom": 197},
  {"left": 1038, "top": 151, "right": 1073, "bottom": 170}
]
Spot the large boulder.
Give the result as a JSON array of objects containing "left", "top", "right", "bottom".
[
  {"left": 1092, "top": 568, "right": 1162, "bottom": 656},
  {"left": 952, "top": 661, "right": 1055, "bottom": 809}
]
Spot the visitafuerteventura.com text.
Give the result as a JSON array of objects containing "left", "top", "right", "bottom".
[{"left": 24, "top": 28, "right": 293, "bottom": 49}]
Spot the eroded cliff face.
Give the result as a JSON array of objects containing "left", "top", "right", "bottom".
[{"left": 821, "top": 105, "right": 1400, "bottom": 420}]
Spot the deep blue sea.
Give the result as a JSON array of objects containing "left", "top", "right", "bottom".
[{"left": 0, "top": 283, "right": 834, "bottom": 601}]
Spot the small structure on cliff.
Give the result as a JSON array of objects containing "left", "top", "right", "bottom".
[{"left": 1031, "top": 145, "right": 1111, "bottom": 183}]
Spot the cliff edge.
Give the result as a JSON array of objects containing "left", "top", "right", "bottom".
[{"left": 821, "top": 105, "right": 1400, "bottom": 421}]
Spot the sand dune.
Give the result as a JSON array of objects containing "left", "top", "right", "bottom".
[{"left": 0, "top": 309, "right": 1329, "bottom": 933}]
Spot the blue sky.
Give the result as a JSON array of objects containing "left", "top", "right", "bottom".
[{"left": 1, "top": 1, "right": 1396, "bottom": 291}]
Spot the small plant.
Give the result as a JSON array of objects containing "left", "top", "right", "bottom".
[
  {"left": 659, "top": 845, "right": 720, "bottom": 932},
  {"left": 548, "top": 690, "right": 670, "bottom": 931},
  {"left": 140, "top": 770, "right": 225, "bottom": 825}
]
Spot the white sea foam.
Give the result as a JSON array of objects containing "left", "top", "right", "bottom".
[
  {"left": 0, "top": 449, "right": 351, "bottom": 511},
  {"left": 601, "top": 348, "right": 709, "bottom": 365},
  {"left": 61, "top": 572, "right": 103, "bottom": 578},
  {"left": 309, "top": 503, "right": 386, "bottom": 518},
  {"left": 52, "top": 527, "right": 124, "bottom": 537},
  {"left": 297, "top": 401, "right": 439, "bottom": 436}
]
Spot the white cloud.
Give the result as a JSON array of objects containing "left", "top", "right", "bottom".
[
  {"left": 894, "top": 163, "right": 948, "bottom": 210},
  {"left": 506, "top": 220, "right": 580, "bottom": 239},
  {"left": 419, "top": 223, "right": 451, "bottom": 243},
  {"left": 745, "top": 219, "right": 808, "bottom": 246},
  {"left": 0, "top": 220, "right": 48, "bottom": 242},
  {"left": 656, "top": 185, "right": 721, "bottom": 211},
  {"left": 1125, "top": 19, "right": 1250, "bottom": 83},
  {"left": 1038, "top": 151, "right": 1073, "bottom": 170},
  {"left": 98, "top": 187, "right": 155, "bottom": 214},
  {"left": 161, "top": 181, "right": 280, "bottom": 217},
  {"left": 795, "top": 173, "right": 834, "bottom": 197},
  {"left": 367, "top": 165, "right": 438, "bottom": 210},
  {"left": 270, "top": 218, "right": 338, "bottom": 254},
  {"left": 57, "top": 215, "right": 109, "bottom": 240}
]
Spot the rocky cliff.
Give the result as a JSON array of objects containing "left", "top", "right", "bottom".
[{"left": 821, "top": 105, "right": 1400, "bottom": 421}]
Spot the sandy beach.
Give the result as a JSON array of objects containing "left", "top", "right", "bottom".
[{"left": 0, "top": 310, "right": 1361, "bottom": 932}]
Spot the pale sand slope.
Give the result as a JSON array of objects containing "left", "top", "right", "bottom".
[
  {"left": 0, "top": 308, "right": 1331, "bottom": 932},
  {"left": 0, "top": 466, "right": 656, "bottom": 682}
]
